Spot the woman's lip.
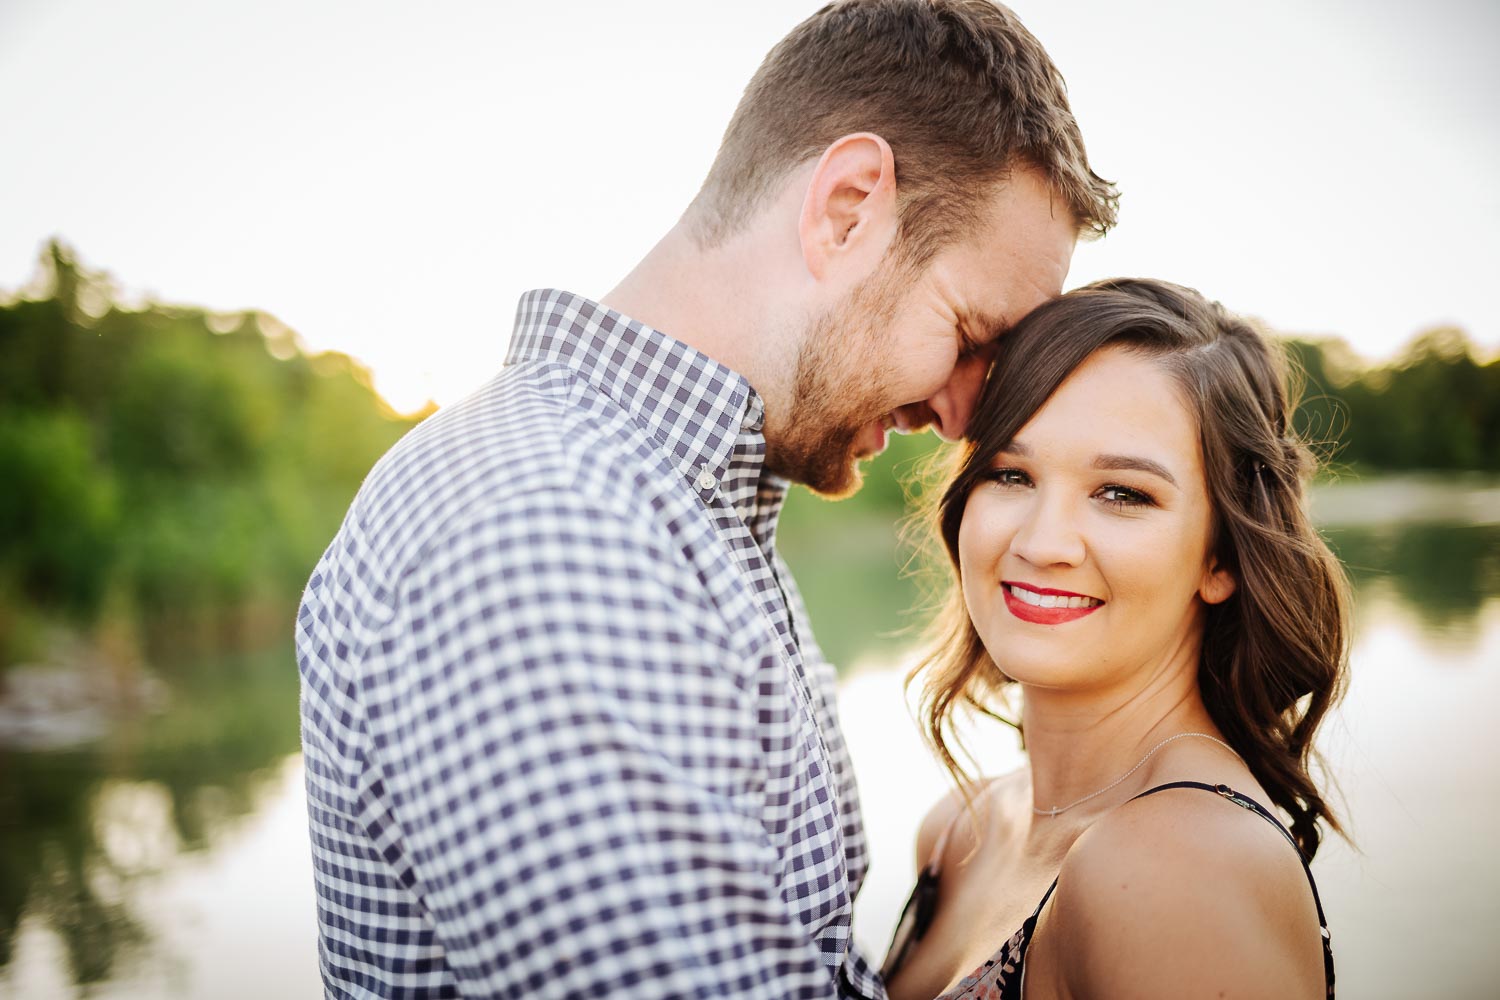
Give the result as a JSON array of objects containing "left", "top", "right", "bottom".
[
  {"left": 1003, "top": 581, "right": 1099, "bottom": 599},
  {"left": 1002, "top": 583, "right": 1104, "bottom": 625}
]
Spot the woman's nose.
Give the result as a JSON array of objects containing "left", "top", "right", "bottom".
[{"left": 1008, "top": 493, "right": 1086, "bottom": 567}]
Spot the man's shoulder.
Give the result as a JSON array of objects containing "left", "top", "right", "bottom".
[
  {"left": 296, "top": 358, "right": 742, "bottom": 700},
  {"left": 341, "top": 360, "right": 694, "bottom": 589},
  {"left": 363, "top": 363, "right": 574, "bottom": 513}
]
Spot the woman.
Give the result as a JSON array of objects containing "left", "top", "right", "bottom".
[{"left": 883, "top": 278, "right": 1347, "bottom": 999}]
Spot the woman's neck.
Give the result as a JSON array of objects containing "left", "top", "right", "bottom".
[{"left": 1019, "top": 646, "right": 1220, "bottom": 819}]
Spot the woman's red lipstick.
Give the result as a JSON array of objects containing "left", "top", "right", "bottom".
[{"left": 1002, "top": 581, "right": 1104, "bottom": 625}]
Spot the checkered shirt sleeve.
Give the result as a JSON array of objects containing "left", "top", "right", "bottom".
[{"left": 298, "top": 290, "right": 884, "bottom": 999}]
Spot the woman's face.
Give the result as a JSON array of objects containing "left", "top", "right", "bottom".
[{"left": 957, "top": 344, "right": 1237, "bottom": 694}]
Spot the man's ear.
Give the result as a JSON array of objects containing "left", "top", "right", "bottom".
[
  {"left": 798, "top": 133, "right": 899, "bottom": 282},
  {"left": 1199, "top": 553, "right": 1238, "bottom": 606}
]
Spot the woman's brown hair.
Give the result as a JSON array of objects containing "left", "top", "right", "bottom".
[{"left": 911, "top": 278, "right": 1350, "bottom": 857}]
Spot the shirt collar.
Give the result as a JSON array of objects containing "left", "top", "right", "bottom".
[{"left": 506, "top": 289, "right": 782, "bottom": 527}]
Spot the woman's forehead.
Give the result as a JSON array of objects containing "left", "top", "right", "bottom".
[{"left": 1014, "top": 347, "right": 1199, "bottom": 462}]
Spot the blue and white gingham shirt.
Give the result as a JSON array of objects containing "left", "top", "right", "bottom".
[{"left": 297, "top": 289, "right": 885, "bottom": 999}]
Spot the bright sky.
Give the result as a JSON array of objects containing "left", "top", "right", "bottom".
[{"left": 2, "top": 0, "right": 1496, "bottom": 413}]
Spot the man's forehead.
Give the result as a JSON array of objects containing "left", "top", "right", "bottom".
[
  {"left": 956, "top": 236, "right": 1072, "bottom": 331},
  {"left": 963, "top": 188, "right": 1076, "bottom": 269}
]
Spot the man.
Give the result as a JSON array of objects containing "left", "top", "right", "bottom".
[{"left": 296, "top": 1, "right": 1116, "bottom": 997}]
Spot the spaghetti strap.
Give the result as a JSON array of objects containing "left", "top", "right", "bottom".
[
  {"left": 1128, "top": 780, "right": 1335, "bottom": 997},
  {"left": 924, "top": 800, "right": 967, "bottom": 873},
  {"left": 881, "top": 785, "right": 995, "bottom": 982},
  {"left": 1030, "top": 874, "right": 1059, "bottom": 919}
]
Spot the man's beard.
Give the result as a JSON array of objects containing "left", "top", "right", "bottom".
[{"left": 765, "top": 269, "right": 906, "bottom": 498}]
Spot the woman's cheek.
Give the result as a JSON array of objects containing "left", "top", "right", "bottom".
[{"left": 962, "top": 490, "right": 1019, "bottom": 557}]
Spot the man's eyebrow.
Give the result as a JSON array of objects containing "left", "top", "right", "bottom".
[
  {"left": 968, "top": 310, "right": 1012, "bottom": 340},
  {"left": 1094, "top": 453, "right": 1178, "bottom": 487}
]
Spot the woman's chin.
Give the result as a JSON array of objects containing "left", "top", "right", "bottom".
[
  {"left": 996, "top": 665, "right": 1079, "bottom": 692},
  {"left": 986, "top": 633, "right": 1123, "bottom": 693}
]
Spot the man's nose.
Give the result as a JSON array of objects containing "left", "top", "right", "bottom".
[{"left": 919, "top": 351, "right": 992, "bottom": 441}]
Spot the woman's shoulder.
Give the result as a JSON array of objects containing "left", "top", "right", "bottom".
[
  {"left": 1042, "top": 784, "right": 1325, "bottom": 997},
  {"left": 1064, "top": 781, "right": 1308, "bottom": 893}
]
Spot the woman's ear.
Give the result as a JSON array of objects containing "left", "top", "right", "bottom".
[{"left": 1199, "top": 554, "right": 1238, "bottom": 606}]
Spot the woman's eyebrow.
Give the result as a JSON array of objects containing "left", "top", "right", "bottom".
[
  {"left": 998, "top": 439, "right": 1030, "bottom": 456},
  {"left": 1093, "top": 453, "right": 1178, "bottom": 487}
]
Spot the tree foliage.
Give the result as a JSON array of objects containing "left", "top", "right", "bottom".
[
  {"left": 1286, "top": 329, "right": 1500, "bottom": 473},
  {"left": 3, "top": 241, "right": 1495, "bottom": 668},
  {"left": 0, "top": 242, "right": 419, "bottom": 666}
]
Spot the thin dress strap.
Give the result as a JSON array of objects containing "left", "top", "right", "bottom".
[
  {"left": 924, "top": 803, "right": 966, "bottom": 873},
  {"left": 1128, "top": 780, "right": 1335, "bottom": 997},
  {"left": 880, "top": 796, "right": 983, "bottom": 982},
  {"left": 1029, "top": 875, "right": 1060, "bottom": 920}
]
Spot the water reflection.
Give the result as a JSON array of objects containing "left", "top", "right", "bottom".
[
  {"left": 1327, "top": 522, "right": 1500, "bottom": 643},
  {"left": 0, "top": 648, "right": 300, "bottom": 992},
  {"left": 1, "top": 752, "right": 150, "bottom": 987}
]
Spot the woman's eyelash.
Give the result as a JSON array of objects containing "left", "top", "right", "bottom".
[
  {"left": 1096, "top": 484, "right": 1156, "bottom": 507},
  {"left": 980, "top": 467, "right": 1031, "bottom": 487}
]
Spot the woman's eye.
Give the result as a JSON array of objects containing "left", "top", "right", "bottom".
[
  {"left": 1097, "top": 484, "right": 1154, "bottom": 507},
  {"left": 983, "top": 467, "right": 1031, "bottom": 488}
]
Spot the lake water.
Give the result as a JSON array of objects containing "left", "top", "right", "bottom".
[{"left": 2, "top": 477, "right": 1497, "bottom": 999}]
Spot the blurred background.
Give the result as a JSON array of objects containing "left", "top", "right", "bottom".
[{"left": 1, "top": 1, "right": 1496, "bottom": 997}]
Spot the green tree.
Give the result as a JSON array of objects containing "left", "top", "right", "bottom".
[{"left": 0, "top": 242, "right": 416, "bottom": 667}]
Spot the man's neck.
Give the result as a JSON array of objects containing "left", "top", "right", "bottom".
[{"left": 602, "top": 213, "right": 808, "bottom": 419}]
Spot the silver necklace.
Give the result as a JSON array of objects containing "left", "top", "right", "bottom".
[{"left": 1032, "top": 732, "right": 1240, "bottom": 818}]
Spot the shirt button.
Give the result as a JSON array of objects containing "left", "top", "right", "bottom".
[{"left": 696, "top": 468, "right": 718, "bottom": 492}]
